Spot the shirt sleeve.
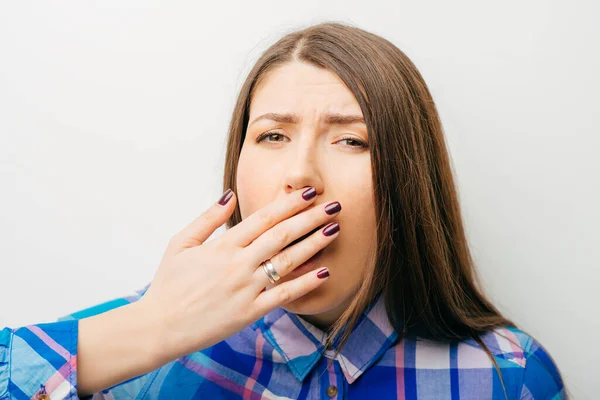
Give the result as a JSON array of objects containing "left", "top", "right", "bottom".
[
  {"left": 519, "top": 335, "right": 567, "bottom": 399},
  {"left": 0, "top": 282, "right": 152, "bottom": 400}
]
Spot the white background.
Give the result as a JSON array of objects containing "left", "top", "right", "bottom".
[{"left": 1, "top": 1, "right": 598, "bottom": 398}]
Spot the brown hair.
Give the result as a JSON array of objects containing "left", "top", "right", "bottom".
[{"left": 221, "top": 21, "right": 559, "bottom": 395}]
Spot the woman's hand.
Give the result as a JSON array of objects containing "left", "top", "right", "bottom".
[{"left": 140, "top": 186, "right": 342, "bottom": 366}]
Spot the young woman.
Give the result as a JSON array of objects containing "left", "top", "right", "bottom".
[{"left": 0, "top": 22, "right": 566, "bottom": 399}]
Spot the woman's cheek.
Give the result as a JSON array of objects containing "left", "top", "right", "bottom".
[
  {"left": 236, "top": 154, "right": 257, "bottom": 219},
  {"left": 236, "top": 154, "right": 277, "bottom": 219}
]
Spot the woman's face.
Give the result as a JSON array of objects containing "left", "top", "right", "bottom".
[{"left": 236, "top": 61, "right": 376, "bottom": 330}]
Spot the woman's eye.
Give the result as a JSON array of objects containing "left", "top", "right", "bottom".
[
  {"left": 256, "top": 132, "right": 287, "bottom": 143},
  {"left": 338, "top": 138, "right": 367, "bottom": 148},
  {"left": 256, "top": 132, "right": 368, "bottom": 149}
]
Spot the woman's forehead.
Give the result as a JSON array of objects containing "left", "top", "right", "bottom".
[{"left": 249, "top": 62, "right": 361, "bottom": 120}]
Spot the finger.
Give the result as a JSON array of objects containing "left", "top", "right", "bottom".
[
  {"left": 253, "top": 267, "right": 330, "bottom": 316},
  {"left": 245, "top": 200, "right": 341, "bottom": 272},
  {"left": 169, "top": 188, "right": 237, "bottom": 252},
  {"left": 223, "top": 186, "right": 318, "bottom": 248},
  {"left": 251, "top": 220, "right": 340, "bottom": 290}
]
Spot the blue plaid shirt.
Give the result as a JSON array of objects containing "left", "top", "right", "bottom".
[{"left": 1, "top": 283, "right": 565, "bottom": 399}]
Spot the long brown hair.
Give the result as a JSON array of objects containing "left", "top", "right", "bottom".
[{"left": 222, "top": 21, "right": 543, "bottom": 394}]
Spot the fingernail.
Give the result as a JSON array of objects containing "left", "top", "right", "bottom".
[
  {"left": 302, "top": 187, "right": 317, "bottom": 201},
  {"left": 218, "top": 188, "right": 233, "bottom": 205},
  {"left": 322, "top": 222, "right": 340, "bottom": 237},
  {"left": 317, "top": 268, "right": 329, "bottom": 279},
  {"left": 324, "top": 201, "right": 341, "bottom": 215}
]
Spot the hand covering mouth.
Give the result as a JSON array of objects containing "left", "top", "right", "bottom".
[{"left": 282, "top": 224, "right": 325, "bottom": 251}]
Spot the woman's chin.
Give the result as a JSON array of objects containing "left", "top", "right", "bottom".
[{"left": 281, "top": 285, "right": 330, "bottom": 316}]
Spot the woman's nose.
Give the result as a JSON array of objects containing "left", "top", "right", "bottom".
[{"left": 283, "top": 144, "right": 323, "bottom": 195}]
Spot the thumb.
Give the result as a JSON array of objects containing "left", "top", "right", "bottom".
[{"left": 171, "top": 188, "right": 236, "bottom": 251}]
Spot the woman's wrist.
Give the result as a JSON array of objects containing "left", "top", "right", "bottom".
[
  {"left": 132, "top": 295, "right": 180, "bottom": 367},
  {"left": 77, "top": 298, "right": 166, "bottom": 395},
  {"left": 123, "top": 298, "right": 169, "bottom": 368}
]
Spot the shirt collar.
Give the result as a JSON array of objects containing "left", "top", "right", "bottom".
[{"left": 253, "top": 292, "right": 400, "bottom": 384}]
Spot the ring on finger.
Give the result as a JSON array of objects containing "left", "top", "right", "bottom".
[{"left": 261, "top": 259, "right": 280, "bottom": 284}]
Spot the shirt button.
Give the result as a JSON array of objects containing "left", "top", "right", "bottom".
[
  {"left": 326, "top": 385, "right": 338, "bottom": 397},
  {"left": 36, "top": 395, "right": 50, "bottom": 400}
]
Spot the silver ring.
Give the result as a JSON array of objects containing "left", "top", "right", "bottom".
[{"left": 261, "top": 259, "right": 280, "bottom": 284}]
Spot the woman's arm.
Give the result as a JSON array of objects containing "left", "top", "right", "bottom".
[
  {"left": 0, "top": 320, "right": 80, "bottom": 399},
  {"left": 0, "top": 283, "right": 161, "bottom": 400},
  {"left": 518, "top": 335, "right": 567, "bottom": 399},
  {"left": 76, "top": 298, "right": 164, "bottom": 396},
  {"left": 2, "top": 187, "right": 336, "bottom": 398}
]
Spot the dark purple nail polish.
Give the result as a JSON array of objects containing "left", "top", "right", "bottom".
[
  {"left": 324, "top": 201, "right": 341, "bottom": 215},
  {"left": 218, "top": 189, "right": 233, "bottom": 205},
  {"left": 317, "top": 268, "right": 329, "bottom": 279},
  {"left": 302, "top": 187, "right": 317, "bottom": 201},
  {"left": 322, "top": 222, "right": 340, "bottom": 237}
]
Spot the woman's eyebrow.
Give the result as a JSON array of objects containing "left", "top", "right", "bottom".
[{"left": 248, "top": 112, "right": 365, "bottom": 127}]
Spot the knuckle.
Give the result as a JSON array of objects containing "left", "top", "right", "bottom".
[
  {"left": 168, "top": 234, "right": 182, "bottom": 247},
  {"left": 206, "top": 236, "right": 226, "bottom": 253},
  {"left": 257, "top": 209, "right": 275, "bottom": 227},
  {"left": 201, "top": 206, "right": 219, "bottom": 223},
  {"left": 276, "top": 286, "right": 292, "bottom": 304},
  {"left": 270, "top": 226, "right": 289, "bottom": 249},
  {"left": 276, "top": 249, "right": 293, "bottom": 272}
]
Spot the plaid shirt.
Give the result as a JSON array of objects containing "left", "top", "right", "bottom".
[{"left": 1, "top": 283, "right": 565, "bottom": 399}]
